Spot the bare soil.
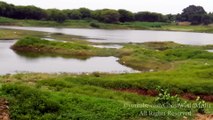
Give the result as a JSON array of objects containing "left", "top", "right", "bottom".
[
  {"left": 116, "top": 88, "right": 213, "bottom": 102},
  {"left": 0, "top": 99, "right": 9, "bottom": 120}
]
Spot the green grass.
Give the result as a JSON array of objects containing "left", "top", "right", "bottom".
[
  {"left": 0, "top": 73, "right": 211, "bottom": 120},
  {"left": 162, "top": 24, "right": 213, "bottom": 33},
  {"left": 1, "top": 35, "right": 213, "bottom": 119},
  {"left": 118, "top": 22, "right": 169, "bottom": 29},
  {"left": 0, "top": 29, "right": 47, "bottom": 40},
  {"left": 0, "top": 17, "right": 16, "bottom": 25},
  {"left": 10, "top": 37, "right": 213, "bottom": 95},
  {"left": 0, "top": 28, "right": 86, "bottom": 42},
  {"left": 118, "top": 42, "right": 213, "bottom": 71},
  {"left": 12, "top": 37, "right": 117, "bottom": 58}
]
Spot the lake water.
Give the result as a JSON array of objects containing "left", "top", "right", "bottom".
[
  {"left": 0, "top": 40, "right": 136, "bottom": 75},
  {"left": 1, "top": 26, "right": 213, "bottom": 45},
  {"left": 207, "top": 50, "right": 213, "bottom": 53},
  {"left": 1, "top": 26, "right": 213, "bottom": 75}
]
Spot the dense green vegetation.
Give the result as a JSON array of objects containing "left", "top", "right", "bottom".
[
  {"left": 0, "top": 32, "right": 213, "bottom": 119},
  {"left": 1, "top": 17, "right": 213, "bottom": 33},
  {"left": 12, "top": 37, "right": 116, "bottom": 58},
  {"left": 0, "top": 1, "right": 213, "bottom": 24},
  {"left": 176, "top": 5, "right": 213, "bottom": 25},
  {"left": 0, "top": 3, "right": 213, "bottom": 117},
  {"left": 0, "top": 72, "right": 212, "bottom": 119}
]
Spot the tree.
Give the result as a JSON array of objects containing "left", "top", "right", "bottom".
[
  {"left": 13, "top": 6, "right": 46, "bottom": 20},
  {"left": 98, "top": 9, "right": 120, "bottom": 23},
  {"left": 64, "top": 9, "right": 82, "bottom": 20},
  {"left": 202, "top": 14, "right": 212, "bottom": 25},
  {"left": 166, "top": 14, "right": 176, "bottom": 22},
  {"left": 179, "top": 5, "right": 207, "bottom": 24},
  {"left": 135, "top": 12, "right": 164, "bottom": 22},
  {"left": 190, "top": 14, "right": 203, "bottom": 25},
  {"left": 118, "top": 9, "right": 134, "bottom": 22},
  {"left": 78, "top": 8, "right": 91, "bottom": 19},
  {"left": 0, "top": 2, "right": 15, "bottom": 18},
  {"left": 46, "top": 9, "right": 66, "bottom": 23},
  {"left": 91, "top": 10, "right": 102, "bottom": 21},
  {"left": 182, "top": 5, "right": 206, "bottom": 17},
  {"left": 208, "top": 13, "right": 213, "bottom": 23}
]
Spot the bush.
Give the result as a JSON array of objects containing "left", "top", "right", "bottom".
[
  {"left": 155, "top": 86, "right": 181, "bottom": 106},
  {"left": 196, "top": 96, "right": 206, "bottom": 114},
  {"left": 1, "top": 84, "right": 61, "bottom": 119},
  {"left": 90, "top": 22, "right": 100, "bottom": 28}
]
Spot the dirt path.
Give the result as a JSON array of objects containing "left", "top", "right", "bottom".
[
  {"left": 0, "top": 99, "right": 10, "bottom": 120},
  {"left": 194, "top": 114, "right": 213, "bottom": 120}
]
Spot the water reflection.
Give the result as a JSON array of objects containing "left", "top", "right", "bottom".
[
  {"left": 0, "top": 40, "right": 137, "bottom": 75},
  {"left": 92, "top": 44, "right": 123, "bottom": 49},
  {"left": 207, "top": 50, "right": 213, "bottom": 53},
  {"left": 1, "top": 26, "right": 213, "bottom": 45}
]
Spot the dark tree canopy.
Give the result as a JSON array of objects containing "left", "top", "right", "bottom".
[
  {"left": 118, "top": 9, "right": 134, "bottom": 22},
  {"left": 0, "top": 1, "right": 212, "bottom": 24},
  {"left": 13, "top": 6, "right": 46, "bottom": 20},
  {"left": 91, "top": 10, "right": 102, "bottom": 21},
  {"left": 78, "top": 8, "right": 91, "bottom": 18},
  {"left": 135, "top": 12, "right": 165, "bottom": 22},
  {"left": 202, "top": 14, "right": 212, "bottom": 25},
  {"left": 178, "top": 5, "right": 210, "bottom": 24},
  {"left": 166, "top": 14, "right": 176, "bottom": 22},
  {"left": 92, "top": 9, "right": 120, "bottom": 23},
  {"left": 64, "top": 9, "right": 82, "bottom": 20},
  {"left": 100, "top": 9, "right": 120, "bottom": 23},
  {"left": 46, "top": 9, "right": 66, "bottom": 23},
  {"left": 0, "top": 2, "right": 15, "bottom": 18},
  {"left": 182, "top": 5, "right": 206, "bottom": 17}
]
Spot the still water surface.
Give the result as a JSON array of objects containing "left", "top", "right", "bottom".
[
  {"left": 1, "top": 26, "right": 213, "bottom": 45},
  {"left": 1, "top": 26, "right": 213, "bottom": 74},
  {"left": 0, "top": 40, "right": 136, "bottom": 75}
]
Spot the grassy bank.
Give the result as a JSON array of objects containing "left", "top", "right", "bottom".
[
  {"left": 10, "top": 37, "right": 213, "bottom": 94},
  {"left": 1, "top": 36, "right": 213, "bottom": 119},
  {"left": 12, "top": 37, "right": 213, "bottom": 71},
  {"left": 0, "top": 29, "right": 47, "bottom": 40},
  {"left": 10, "top": 37, "right": 213, "bottom": 95},
  {"left": 0, "top": 28, "right": 86, "bottom": 42},
  {"left": 11, "top": 37, "right": 116, "bottom": 58},
  {"left": 1, "top": 17, "right": 213, "bottom": 33},
  {"left": 0, "top": 73, "right": 212, "bottom": 120},
  {"left": 118, "top": 42, "right": 213, "bottom": 71}
]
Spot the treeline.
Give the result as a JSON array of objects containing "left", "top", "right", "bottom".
[
  {"left": 0, "top": 1, "right": 213, "bottom": 24},
  {"left": 176, "top": 5, "right": 213, "bottom": 25}
]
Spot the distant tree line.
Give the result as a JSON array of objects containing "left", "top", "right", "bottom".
[
  {"left": 0, "top": 1, "right": 212, "bottom": 24},
  {"left": 176, "top": 5, "right": 213, "bottom": 25}
]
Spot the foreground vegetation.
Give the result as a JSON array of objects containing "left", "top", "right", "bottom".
[{"left": 0, "top": 72, "right": 212, "bottom": 120}]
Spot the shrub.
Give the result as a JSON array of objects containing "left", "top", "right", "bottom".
[
  {"left": 155, "top": 86, "right": 181, "bottom": 106},
  {"left": 196, "top": 96, "right": 206, "bottom": 114},
  {"left": 1, "top": 84, "right": 61, "bottom": 119},
  {"left": 90, "top": 22, "right": 100, "bottom": 28}
]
